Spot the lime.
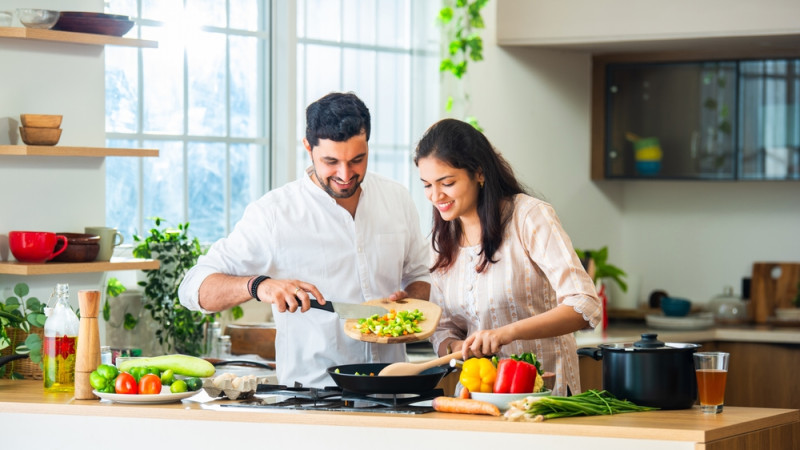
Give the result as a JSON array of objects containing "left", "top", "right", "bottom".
[{"left": 170, "top": 379, "right": 188, "bottom": 393}]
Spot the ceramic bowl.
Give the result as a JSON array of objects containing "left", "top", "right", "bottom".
[
  {"left": 51, "top": 233, "right": 100, "bottom": 262},
  {"left": 16, "top": 9, "right": 60, "bottom": 29},
  {"left": 20, "top": 114, "right": 62, "bottom": 129},
  {"left": 470, "top": 390, "right": 552, "bottom": 412},
  {"left": 19, "top": 126, "right": 62, "bottom": 146},
  {"left": 8, "top": 231, "right": 68, "bottom": 263},
  {"left": 660, "top": 296, "right": 692, "bottom": 317}
]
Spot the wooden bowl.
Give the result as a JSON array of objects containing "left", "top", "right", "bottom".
[
  {"left": 19, "top": 127, "right": 62, "bottom": 146},
  {"left": 20, "top": 114, "right": 62, "bottom": 128}
]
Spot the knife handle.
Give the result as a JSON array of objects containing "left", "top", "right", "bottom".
[{"left": 307, "top": 298, "right": 334, "bottom": 313}]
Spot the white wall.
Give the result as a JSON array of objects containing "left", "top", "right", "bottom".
[
  {"left": 468, "top": 2, "right": 800, "bottom": 309},
  {"left": 1, "top": 0, "right": 111, "bottom": 331}
]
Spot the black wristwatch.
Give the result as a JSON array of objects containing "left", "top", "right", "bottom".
[{"left": 249, "top": 275, "right": 270, "bottom": 301}]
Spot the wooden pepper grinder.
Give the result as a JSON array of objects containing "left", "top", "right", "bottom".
[{"left": 75, "top": 290, "right": 101, "bottom": 400}]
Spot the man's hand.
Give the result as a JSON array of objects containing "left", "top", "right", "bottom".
[{"left": 255, "top": 278, "right": 325, "bottom": 313}]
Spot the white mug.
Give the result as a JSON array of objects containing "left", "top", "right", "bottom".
[{"left": 85, "top": 226, "right": 124, "bottom": 261}]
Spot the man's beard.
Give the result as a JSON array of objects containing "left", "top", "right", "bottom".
[{"left": 312, "top": 168, "right": 361, "bottom": 199}]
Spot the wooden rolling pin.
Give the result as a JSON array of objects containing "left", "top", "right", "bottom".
[{"left": 75, "top": 290, "right": 101, "bottom": 400}]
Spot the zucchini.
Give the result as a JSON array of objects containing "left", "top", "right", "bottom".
[{"left": 119, "top": 354, "right": 215, "bottom": 377}]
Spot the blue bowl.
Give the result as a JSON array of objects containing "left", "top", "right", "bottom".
[
  {"left": 661, "top": 297, "right": 691, "bottom": 317},
  {"left": 635, "top": 160, "right": 661, "bottom": 176}
]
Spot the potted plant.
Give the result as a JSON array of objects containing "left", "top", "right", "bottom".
[
  {"left": 575, "top": 246, "right": 628, "bottom": 294},
  {"left": 133, "top": 218, "right": 242, "bottom": 356},
  {"left": 0, "top": 282, "right": 46, "bottom": 379}
]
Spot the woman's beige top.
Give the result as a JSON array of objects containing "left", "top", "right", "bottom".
[{"left": 430, "top": 194, "right": 602, "bottom": 396}]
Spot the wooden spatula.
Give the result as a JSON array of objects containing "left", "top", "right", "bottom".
[{"left": 378, "top": 351, "right": 463, "bottom": 376}]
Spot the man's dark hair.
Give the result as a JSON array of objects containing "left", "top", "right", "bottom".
[{"left": 305, "top": 92, "right": 371, "bottom": 148}]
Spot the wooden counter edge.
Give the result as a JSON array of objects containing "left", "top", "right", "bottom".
[{"left": 1, "top": 381, "right": 797, "bottom": 445}]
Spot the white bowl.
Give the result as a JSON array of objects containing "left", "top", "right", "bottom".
[
  {"left": 470, "top": 389, "right": 551, "bottom": 411},
  {"left": 16, "top": 9, "right": 60, "bottom": 29}
]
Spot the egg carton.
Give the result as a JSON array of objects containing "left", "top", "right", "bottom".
[{"left": 202, "top": 373, "right": 269, "bottom": 400}]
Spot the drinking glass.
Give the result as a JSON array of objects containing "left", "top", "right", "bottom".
[{"left": 693, "top": 352, "right": 730, "bottom": 414}]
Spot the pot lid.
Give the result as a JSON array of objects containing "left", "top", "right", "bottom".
[{"left": 598, "top": 333, "right": 700, "bottom": 351}]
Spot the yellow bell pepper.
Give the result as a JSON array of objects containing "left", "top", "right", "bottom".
[{"left": 459, "top": 357, "right": 497, "bottom": 393}]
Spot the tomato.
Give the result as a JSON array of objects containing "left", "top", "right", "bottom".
[
  {"left": 170, "top": 379, "right": 188, "bottom": 393},
  {"left": 138, "top": 373, "right": 162, "bottom": 395},
  {"left": 115, "top": 372, "right": 138, "bottom": 395}
]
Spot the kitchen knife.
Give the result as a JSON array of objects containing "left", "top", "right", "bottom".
[{"left": 307, "top": 299, "right": 389, "bottom": 319}]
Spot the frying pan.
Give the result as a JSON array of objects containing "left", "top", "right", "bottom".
[{"left": 327, "top": 363, "right": 454, "bottom": 394}]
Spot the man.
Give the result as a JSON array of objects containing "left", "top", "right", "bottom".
[{"left": 179, "top": 92, "right": 430, "bottom": 386}]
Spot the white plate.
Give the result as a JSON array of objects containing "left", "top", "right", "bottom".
[
  {"left": 645, "top": 312, "right": 714, "bottom": 330},
  {"left": 470, "top": 390, "right": 551, "bottom": 412},
  {"left": 93, "top": 386, "right": 199, "bottom": 404}
]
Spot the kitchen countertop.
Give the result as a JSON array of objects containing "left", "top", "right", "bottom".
[
  {"left": 576, "top": 323, "right": 800, "bottom": 346},
  {"left": 1, "top": 380, "right": 798, "bottom": 449}
]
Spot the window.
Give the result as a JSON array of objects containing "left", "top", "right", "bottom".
[
  {"left": 295, "top": 0, "right": 441, "bottom": 194},
  {"left": 106, "top": 0, "right": 439, "bottom": 243},
  {"left": 105, "top": 0, "right": 271, "bottom": 243}
]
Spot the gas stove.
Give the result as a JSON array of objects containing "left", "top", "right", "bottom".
[{"left": 220, "top": 383, "right": 442, "bottom": 414}]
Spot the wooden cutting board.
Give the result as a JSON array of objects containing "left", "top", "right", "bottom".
[
  {"left": 344, "top": 298, "right": 441, "bottom": 344},
  {"left": 750, "top": 262, "right": 800, "bottom": 323}
]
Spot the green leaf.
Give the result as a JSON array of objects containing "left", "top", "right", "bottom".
[
  {"left": 106, "top": 277, "right": 127, "bottom": 298},
  {"left": 14, "top": 283, "right": 29, "bottom": 298},
  {"left": 123, "top": 313, "right": 138, "bottom": 330}
]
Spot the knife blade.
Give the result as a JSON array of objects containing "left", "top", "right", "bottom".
[{"left": 307, "top": 299, "right": 389, "bottom": 319}]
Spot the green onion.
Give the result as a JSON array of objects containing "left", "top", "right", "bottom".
[{"left": 505, "top": 390, "right": 659, "bottom": 422}]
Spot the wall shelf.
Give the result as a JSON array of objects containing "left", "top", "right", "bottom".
[
  {"left": 0, "top": 145, "right": 158, "bottom": 157},
  {"left": 0, "top": 27, "right": 157, "bottom": 48},
  {"left": 0, "top": 259, "right": 159, "bottom": 275}
]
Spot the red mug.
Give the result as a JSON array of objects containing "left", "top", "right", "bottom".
[{"left": 8, "top": 231, "right": 69, "bottom": 263}]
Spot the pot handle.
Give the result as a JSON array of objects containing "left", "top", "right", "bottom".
[
  {"left": 0, "top": 353, "right": 29, "bottom": 369},
  {"left": 576, "top": 347, "right": 603, "bottom": 360}
]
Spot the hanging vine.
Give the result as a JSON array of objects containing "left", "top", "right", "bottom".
[{"left": 438, "top": 0, "right": 488, "bottom": 131}]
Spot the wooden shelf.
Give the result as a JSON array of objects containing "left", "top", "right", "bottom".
[
  {"left": 0, "top": 259, "right": 159, "bottom": 275},
  {"left": 0, "top": 27, "right": 157, "bottom": 48},
  {"left": 0, "top": 145, "right": 158, "bottom": 157}
]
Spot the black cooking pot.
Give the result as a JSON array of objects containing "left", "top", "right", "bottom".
[
  {"left": 327, "top": 363, "right": 453, "bottom": 395},
  {"left": 577, "top": 333, "right": 700, "bottom": 409}
]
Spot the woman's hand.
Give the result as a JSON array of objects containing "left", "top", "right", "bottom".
[{"left": 461, "top": 328, "right": 511, "bottom": 359}]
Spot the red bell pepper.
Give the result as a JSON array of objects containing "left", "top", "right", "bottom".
[{"left": 493, "top": 359, "right": 538, "bottom": 394}]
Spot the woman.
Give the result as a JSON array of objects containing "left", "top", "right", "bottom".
[{"left": 414, "top": 118, "right": 601, "bottom": 396}]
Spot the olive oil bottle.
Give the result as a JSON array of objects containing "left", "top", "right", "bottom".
[{"left": 43, "top": 283, "right": 80, "bottom": 392}]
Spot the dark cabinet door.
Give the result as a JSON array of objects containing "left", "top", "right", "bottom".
[{"left": 594, "top": 56, "right": 800, "bottom": 181}]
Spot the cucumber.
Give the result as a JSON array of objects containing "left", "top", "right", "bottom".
[{"left": 119, "top": 354, "right": 215, "bottom": 377}]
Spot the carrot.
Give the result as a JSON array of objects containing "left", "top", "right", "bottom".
[
  {"left": 459, "top": 387, "right": 471, "bottom": 399},
  {"left": 432, "top": 396, "right": 501, "bottom": 416}
]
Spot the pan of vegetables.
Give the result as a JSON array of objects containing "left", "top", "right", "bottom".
[{"left": 327, "top": 362, "right": 454, "bottom": 394}]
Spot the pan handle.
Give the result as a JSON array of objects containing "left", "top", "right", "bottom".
[{"left": 577, "top": 347, "right": 603, "bottom": 361}]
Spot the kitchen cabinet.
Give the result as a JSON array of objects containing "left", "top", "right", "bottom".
[
  {"left": 496, "top": 0, "right": 800, "bottom": 53},
  {"left": 0, "top": 28, "right": 159, "bottom": 276},
  {"left": 591, "top": 49, "right": 800, "bottom": 180},
  {"left": 2, "top": 379, "right": 798, "bottom": 450}
]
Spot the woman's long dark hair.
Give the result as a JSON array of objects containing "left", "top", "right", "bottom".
[{"left": 414, "top": 119, "right": 527, "bottom": 273}]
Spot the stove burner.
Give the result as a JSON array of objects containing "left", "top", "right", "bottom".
[{"left": 221, "top": 382, "right": 442, "bottom": 414}]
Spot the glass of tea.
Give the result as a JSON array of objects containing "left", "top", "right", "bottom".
[{"left": 693, "top": 352, "right": 730, "bottom": 414}]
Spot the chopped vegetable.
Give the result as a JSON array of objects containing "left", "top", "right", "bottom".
[
  {"left": 459, "top": 357, "right": 497, "bottom": 393},
  {"left": 355, "top": 309, "right": 425, "bottom": 337},
  {"left": 504, "top": 389, "right": 659, "bottom": 422},
  {"left": 509, "top": 352, "right": 543, "bottom": 375}
]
